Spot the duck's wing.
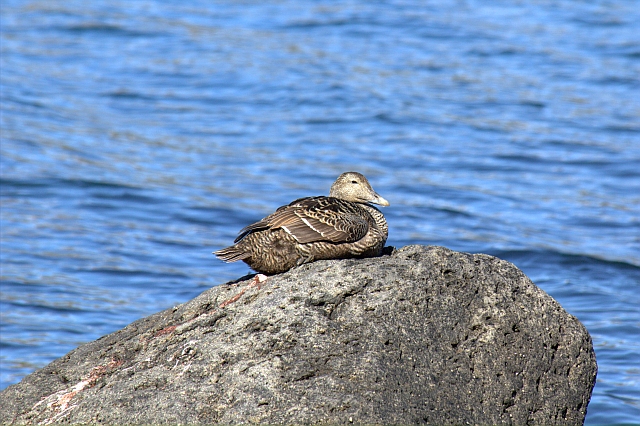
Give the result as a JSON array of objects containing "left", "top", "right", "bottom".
[{"left": 236, "top": 196, "right": 370, "bottom": 244}]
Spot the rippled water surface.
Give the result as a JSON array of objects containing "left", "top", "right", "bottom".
[{"left": 1, "top": 1, "right": 639, "bottom": 423}]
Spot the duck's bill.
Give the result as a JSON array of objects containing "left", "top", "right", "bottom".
[{"left": 372, "top": 193, "right": 390, "bottom": 206}]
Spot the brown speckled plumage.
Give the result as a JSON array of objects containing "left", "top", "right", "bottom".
[{"left": 214, "top": 172, "right": 389, "bottom": 274}]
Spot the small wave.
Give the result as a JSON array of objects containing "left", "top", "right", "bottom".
[
  {"left": 0, "top": 177, "right": 138, "bottom": 191},
  {"left": 283, "top": 19, "right": 353, "bottom": 29},
  {"left": 77, "top": 267, "right": 189, "bottom": 279},
  {"left": 62, "top": 23, "right": 156, "bottom": 38},
  {"left": 488, "top": 248, "right": 640, "bottom": 271},
  {"left": 103, "top": 90, "right": 158, "bottom": 101}
]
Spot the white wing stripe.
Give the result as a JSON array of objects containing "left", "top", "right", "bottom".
[
  {"left": 281, "top": 226, "right": 300, "bottom": 242},
  {"left": 301, "top": 217, "right": 324, "bottom": 236}
]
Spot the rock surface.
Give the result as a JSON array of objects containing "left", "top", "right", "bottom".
[{"left": 1, "top": 245, "right": 597, "bottom": 425}]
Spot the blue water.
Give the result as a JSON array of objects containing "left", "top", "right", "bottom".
[{"left": 1, "top": 0, "right": 639, "bottom": 423}]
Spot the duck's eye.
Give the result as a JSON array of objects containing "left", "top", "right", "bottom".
[{"left": 351, "top": 180, "right": 358, "bottom": 184}]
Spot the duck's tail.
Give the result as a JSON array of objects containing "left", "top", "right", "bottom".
[{"left": 213, "top": 245, "right": 251, "bottom": 263}]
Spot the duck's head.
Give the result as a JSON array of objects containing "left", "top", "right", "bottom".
[{"left": 329, "top": 172, "right": 390, "bottom": 206}]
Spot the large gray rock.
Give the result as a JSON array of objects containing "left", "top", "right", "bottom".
[{"left": 1, "top": 245, "right": 596, "bottom": 424}]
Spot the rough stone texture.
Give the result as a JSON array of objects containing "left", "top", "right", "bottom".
[{"left": 0, "top": 245, "right": 597, "bottom": 425}]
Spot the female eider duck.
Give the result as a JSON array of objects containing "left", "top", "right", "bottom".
[{"left": 214, "top": 172, "right": 389, "bottom": 275}]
